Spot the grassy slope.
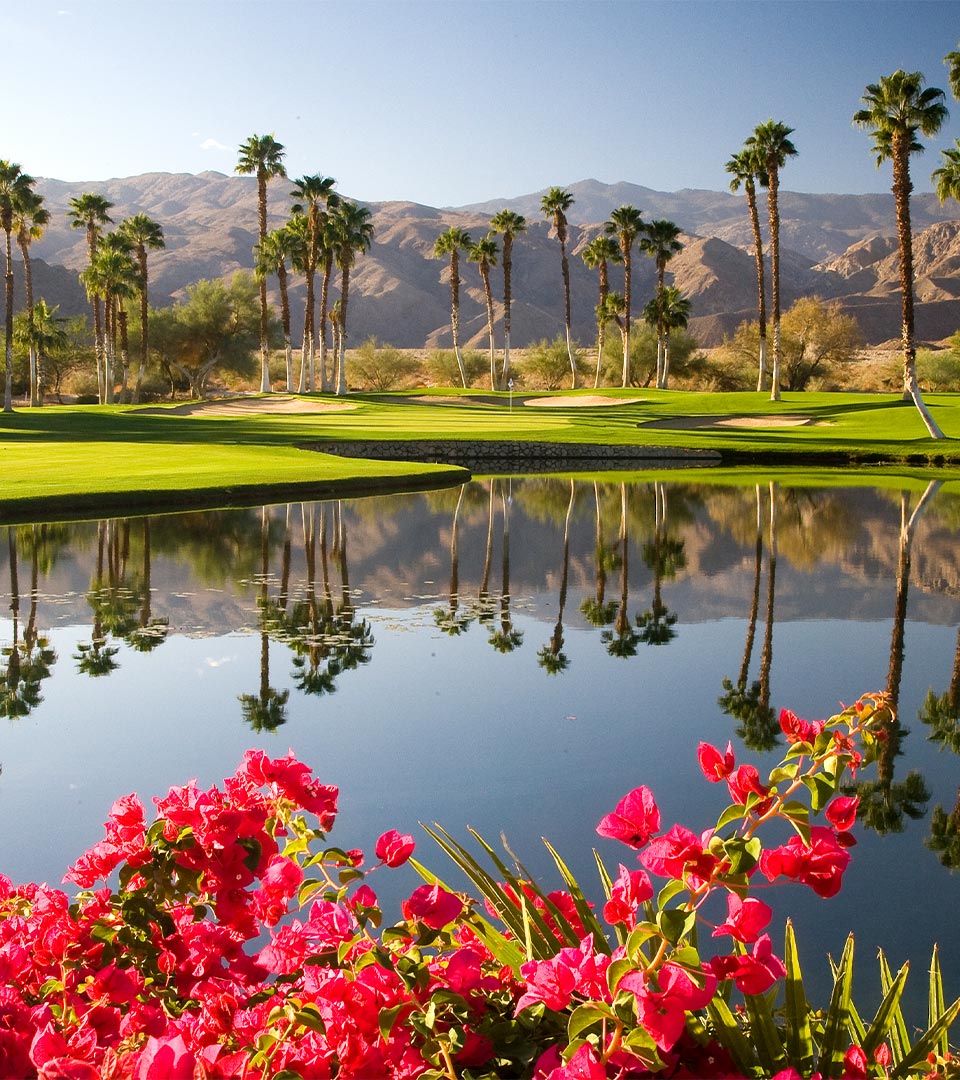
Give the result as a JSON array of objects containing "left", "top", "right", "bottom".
[{"left": 1, "top": 390, "right": 959, "bottom": 518}]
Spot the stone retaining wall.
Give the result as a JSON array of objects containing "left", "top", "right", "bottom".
[{"left": 305, "top": 440, "right": 720, "bottom": 471}]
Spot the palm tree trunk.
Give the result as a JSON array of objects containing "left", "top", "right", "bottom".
[
  {"left": 621, "top": 252, "right": 632, "bottom": 388},
  {"left": 450, "top": 250, "right": 466, "bottom": 388},
  {"left": 17, "top": 235, "right": 39, "bottom": 407},
  {"left": 134, "top": 247, "right": 149, "bottom": 405},
  {"left": 767, "top": 165, "right": 782, "bottom": 402},
  {"left": 480, "top": 263, "right": 496, "bottom": 390},
  {"left": 277, "top": 262, "right": 293, "bottom": 392},
  {"left": 3, "top": 227, "right": 13, "bottom": 413},
  {"left": 300, "top": 267, "right": 315, "bottom": 394},
  {"left": 739, "top": 484, "right": 764, "bottom": 689},
  {"left": 118, "top": 308, "right": 130, "bottom": 402},
  {"left": 893, "top": 135, "right": 944, "bottom": 438},
  {"left": 501, "top": 237, "right": 513, "bottom": 390},
  {"left": 746, "top": 182, "right": 768, "bottom": 392},
  {"left": 336, "top": 268, "right": 350, "bottom": 396},
  {"left": 758, "top": 482, "right": 777, "bottom": 709},
  {"left": 561, "top": 240, "right": 576, "bottom": 388},
  {"left": 318, "top": 252, "right": 333, "bottom": 393}
]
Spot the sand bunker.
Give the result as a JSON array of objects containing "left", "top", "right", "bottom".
[
  {"left": 138, "top": 395, "right": 359, "bottom": 417},
  {"left": 523, "top": 395, "right": 645, "bottom": 408},
  {"left": 642, "top": 414, "right": 823, "bottom": 430}
]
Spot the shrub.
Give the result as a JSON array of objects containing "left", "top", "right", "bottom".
[
  {"left": 346, "top": 337, "right": 422, "bottom": 391},
  {"left": 599, "top": 323, "right": 709, "bottom": 389},
  {"left": 519, "top": 335, "right": 590, "bottom": 390},
  {"left": 424, "top": 348, "right": 488, "bottom": 389},
  {"left": 918, "top": 346, "right": 960, "bottom": 391}
]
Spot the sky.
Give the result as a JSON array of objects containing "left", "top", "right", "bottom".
[{"left": 5, "top": 0, "right": 960, "bottom": 207}]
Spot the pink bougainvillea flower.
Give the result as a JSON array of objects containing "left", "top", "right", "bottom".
[
  {"left": 375, "top": 829, "right": 416, "bottom": 867},
  {"left": 725, "top": 763, "right": 772, "bottom": 810},
  {"left": 731, "top": 934, "right": 787, "bottom": 995},
  {"left": 825, "top": 795, "right": 859, "bottom": 832},
  {"left": 620, "top": 962, "right": 717, "bottom": 1052},
  {"left": 641, "top": 824, "right": 718, "bottom": 884},
  {"left": 698, "top": 741, "right": 736, "bottom": 782},
  {"left": 759, "top": 826, "right": 851, "bottom": 898},
  {"left": 516, "top": 937, "right": 609, "bottom": 1015},
  {"left": 133, "top": 1033, "right": 195, "bottom": 1080},
  {"left": 602, "top": 863, "right": 653, "bottom": 929},
  {"left": 711, "top": 892, "right": 773, "bottom": 944},
  {"left": 842, "top": 1045, "right": 869, "bottom": 1079},
  {"left": 402, "top": 883, "right": 463, "bottom": 930},
  {"left": 596, "top": 786, "right": 661, "bottom": 848},
  {"left": 779, "top": 709, "right": 825, "bottom": 745},
  {"left": 542, "top": 1042, "right": 607, "bottom": 1080}
]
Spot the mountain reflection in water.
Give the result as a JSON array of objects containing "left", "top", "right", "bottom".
[{"left": 1, "top": 474, "right": 959, "bottom": 1018}]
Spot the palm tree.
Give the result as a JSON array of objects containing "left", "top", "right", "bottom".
[
  {"left": 330, "top": 201, "right": 374, "bottom": 395},
  {"left": 604, "top": 205, "right": 644, "bottom": 387},
  {"left": 640, "top": 219, "right": 684, "bottom": 388},
  {"left": 538, "top": 479, "right": 576, "bottom": 674},
  {"left": 745, "top": 121, "right": 797, "bottom": 403},
  {"left": 118, "top": 214, "right": 165, "bottom": 404},
  {"left": 13, "top": 188, "right": 49, "bottom": 407},
  {"left": 597, "top": 290, "right": 628, "bottom": 370},
  {"left": 1, "top": 163, "right": 37, "bottom": 412},
  {"left": 256, "top": 226, "right": 297, "bottom": 392},
  {"left": 433, "top": 226, "right": 473, "bottom": 387},
  {"left": 14, "top": 299, "right": 66, "bottom": 403},
  {"left": 289, "top": 174, "right": 338, "bottom": 391},
  {"left": 853, "top": 73, "right": 948, "bottom": 439},
  {"left": 643, "top": 286, "right": 691, "bottom": 389},
  {"left": 933, "top": 141, "right": 960, "bottom": 205},
  {"left": 540, "top": 187, "right": 577, "bottom": 386},
  {"left": 945, "top": 41, "right": 960, "bottom": 100},
  {"left": 468, "top": 233, "right": 498, "bottom": 388},
  {"left": 726, "top": 146, "right": 770, "bottom": 391},
  {"left": 580, "top": 235, "right": 621, "bottom": 388},
  {"left": 236, "top": 133, "right": 287, "bottom": 393},
  {"left": 67, "top": 192, "right": 114, "bottom": 403},
  {"left": 489, "top": 209, "right": 526, "bottom": 390}
]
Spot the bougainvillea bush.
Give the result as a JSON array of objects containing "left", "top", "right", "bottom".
[{"left": 1, "top": 693, "right": 958, "bottom": 1079}]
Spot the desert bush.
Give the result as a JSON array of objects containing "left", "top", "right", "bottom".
[
  {"left": 346, "top": 337, "right": 421, "bottom": 391},
  {"left": 600, "top": 323, "right": 709, "bottom": 388},
  {"left": 424, "top": 348, "right": 488, "bottom": 388},
  {"left": 919, "top": 343, "right": 960, "bottom": 391},
  {"left": 518, "top": 335, "right": 590, "bottom": 390}
]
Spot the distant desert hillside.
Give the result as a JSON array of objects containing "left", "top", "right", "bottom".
[{"left": 24, "top": 172, "right": 960, "bottom": 348}]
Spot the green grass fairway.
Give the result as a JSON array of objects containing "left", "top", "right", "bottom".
[{"left": 2, "top": 389, "right": 959, "bottom": 518}]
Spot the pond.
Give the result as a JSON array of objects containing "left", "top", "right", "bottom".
[{"left": 1, "top": 473, "right": 959, "bottom": 1018}]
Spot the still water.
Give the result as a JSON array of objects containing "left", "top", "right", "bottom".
[{"left": 2, "top": 474, "right": 959, "bottom": 1014}]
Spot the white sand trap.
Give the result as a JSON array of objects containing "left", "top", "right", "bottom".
[
  {"left": 714, "top": 415, "right": 821, "bottom": 428},
  {"left": 523, "top": 395, "right": 645, "bottom": 408},
  {"left": 138, "top": 395, "right": 359, "bottom": 416}
]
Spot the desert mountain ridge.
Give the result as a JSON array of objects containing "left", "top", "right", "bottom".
[{"left": 19, "top": 171, "right": 960, "bottom": 350}]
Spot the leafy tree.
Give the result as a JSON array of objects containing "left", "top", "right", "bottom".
[
  {"left": 642, "top": 286, "right": 691, "bottom": 389},
  {"left": 348, "top": 337, "right": 420, "bottom": 390},
  {"left": 640, "top": 219, "right": 684, "bottom": 388},
  {"left": 854, "top": 71, "right": 947, "bottom": 438},
  {"left": 330, "top": 201, "right": 374, "bottom": 395},
  {"left": 433, "top": 226, "right": 473, "bottom": 387},
  {"left": 600, "top": 319, "right": 703, "bottom": 388},
  {"left": 468, "top": 234, "right": 498, "bottom": 389},
  {"left": 933, "top": 140, "right": 960, "bottom": 206},
  {"left": 425, "top": 348, "right": 486, "bottom": 388},
  {"left": 580, "top": 235, "right": 621, "bottom": 388},
  {"left": 918, "top": 334, "right": 960, "bottom": 390},
  {"left": 726, "top": 146, "right": 770, "bottom": 391},
  {"left": 118, "top": 213, "right": 165, "bottom": 404},
  {"left": 604, "top": 205, "right": 644, "bottom": 387},
  {"left": 540, "top": 187, "right": 577, "bottom": 387},
  {"left": 67, "top": 192, "right": 114, "bottom": 402},
  {"left": 520, "top": 335, "right": 588, "bottom": 390},
  {"left": 236, "top": 133, "right": 286, "bottom": 393},
  {"left": 745, "top": 121, "right": 797, "bottom": 403},
  {"left": 14, "top": 299, "right": 67, "bottom": 403},
  {"left": 490, "top": 209, "right": 526, "bottom": 389},
  {"left": 149, "top": 274, "right": 260, "bottom": 398},
  {"left": 86, "top": 233, "right": 139, "bottom": 401},
  {"left": 256, "top": 226, "right": 297, "bottom": 391}
]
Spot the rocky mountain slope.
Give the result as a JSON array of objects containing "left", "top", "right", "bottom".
[{"left": 24, "top": 171, "right": 960, "bottom": 349}]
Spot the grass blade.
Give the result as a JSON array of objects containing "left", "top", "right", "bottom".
[
  {"left": 783, "top": 919, "right": 815, "bottom": 1075},
  {"left": 892, "top": 995, "right": 960, "bottom": 1079},
  {"left": 930, "top": 944, "right": 947, "bottom": 1059},
  {"left": 862, "top": 957, "right": 909, "bottom": 1059},
  {"left": 879, "top": 949, "right": 910, "bottom": 1065},
  {"left": 820, "top": 934, "right": 854, "bottom": 1079}
]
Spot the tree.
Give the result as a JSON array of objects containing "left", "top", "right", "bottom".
[
  {"left": 643, "top": 286, "right": 691, "bottom": 389},
  {"left": 67, "top": 192, "right": 114, "bottom": 403},
  {"left": 330, "top": 201, "right": 374, "bottom": 395},
  {"left": 745, "top": 120, "right": 797, "bottom": 403},
  {"left": 118, "top": 213, "right": 165, "bottom": 404},
  {"left": 946, "top": 40, "right": 960, "bottom": 100},
  {"left": 14, "top": 299, "right": 67, "bottom": 400},
  {"left": 1, "top": 162, "right": 37, "bottom": 412},
  {"left": 490, "top": 209, "right": 526, "bottom": 389},
  {"left": 13, "top": 187, "right": 49, "bottom": 406},
  {"left": 933, "top": 140, "right": 960, "bottom": 205},
  {"left": 236, "top": 133, "right": 286, "bottom": 393},
  {"left": 433, "top": 226, "right": 473, "bottom": 387},
  {"left": 83, "top": 234, "right": 139, "bottom": 402},
  {"left": 468, "top": 233, "right": 498, "bottom": 388},
  {"left": 540, "top": 187, "right": 577, "bottom": 387},
  {"left": 597, "top": 290, "right": 628, "bottom": 372},
  {"left": 726, "top": 146, "right": 769, "bottom": 391},
  {"left": 604, "top": 205, "right": 644, "bottom": 388},
  {"left": 256, "top": 226, "right": 297, "bottom": 392},
  {"left": 289, "top": 173, "right": 338, "bottom": 391},
  {"left": 854, "top": 71, "right": 946, "bottom": 439},
  {"left": 580, "top": 235, "right": 621, "bottom": 388},
  {"left": 640, "top": 219, "right": 684, "bottom": 388}
]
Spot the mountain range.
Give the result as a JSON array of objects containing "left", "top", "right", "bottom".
[{"left": 19, "top": 172, "right": 960, "bottom": 350}]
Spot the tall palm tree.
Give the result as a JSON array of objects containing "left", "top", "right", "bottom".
[
  {"left": 13, "top": 188, "right": 49, "bottom": 406},
  {"left": 67, "top": 192, "right": 114, "bottom": 403},
  {"left": 433, "top": 225, "right": 473, "bottom": 387},
  {"left": 604, "top": 205, "right": 644, "bottom": 388},
  {"left": 489, "top": 209, "right": 526, "bottom": 390},
  {"left": 85, "top": 236, "right": 138, "bottom": 402},
  {"left": 540, "top": 187, "right": 577, "bottom": 386},
  {"left": 945, "top": 41, "right": 960, "bottom": 100},
  {"left": 256, "top": 226, "right": 298, "bottom": 392},
  {"left": 726, "top": 147, "right": 770, "bottom": 391},
  {"left": 933, "top": 141, "right": 960, "bottom": 205},
  {"left": 745, "top": 121, "right": 797, "bottom": 403},
  {"left": 640, "top": 219, "right": 684, "bottom": 388},
  {"left": 580, "top": 234, "right": 621, "bottom": 388},
  {"left": 643, "top": 286, "right": 691, "bottom": 389},
  {"left": 14, "top": 298, "right": 66, "bottom": 401},
  {"left": 854, "top": 72, "right": 947, "bottom": 439},
  {"left": 118, "top": 213, "right": 165, "bottom": 404},
  {"left": 331, "top": 201, "right": 374, "bottom": 396},
  {"left": 1, "top": 163, "right": 37, "bottom": 412},
  {"left": 597, "top": 290, "right": 628, "bottom": 371},
  {"left": 468, "top": 233, "right": 498, "bottom": 389},
  {"left": 289, "top": 173, "right": 338, "bottom": 391},
  {"left": 236, "top": 133, "right": 287, "bottom": 393}
]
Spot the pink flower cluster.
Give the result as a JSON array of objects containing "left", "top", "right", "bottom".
[{"left": 0, "top": 695, "right": 905, "bottom": 1079}]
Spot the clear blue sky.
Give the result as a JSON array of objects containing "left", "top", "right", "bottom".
[{"left": 5, "top": 0, "right": 959, "bottom": 206}]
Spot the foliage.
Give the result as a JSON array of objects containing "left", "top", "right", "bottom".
[
  {"left": 425, "top": 348, "right": 488, "bottom": 389},
  {"left": 918, "top": 335, "right": 960, "bottom": 391},
  {"left": 600, "top": 323, "right": 707, "bottom": 388},
  {"left": 719, "top": 298, "right": 864, "bottom": 391},
  {"left": 1, "top": 692, "right": 958, "bottom": 1078},
  {"left": 347, "top": 337, "right": 422, "bottom": 391},
  {"left": 520, "top": 336, "right": 590, "bottom": 390}
]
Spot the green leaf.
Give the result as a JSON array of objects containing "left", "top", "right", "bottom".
[
  {"left": 293, "top": 1003, "right": 325, "bottom": 1034},
  {"left": 625, "top": 922, "right": 660, "bottom": 963},
  {"left": 723, "top": 837, "right": 762, "bottom": 875},
  {"left": 568, "top": 1002, "right": 615, "bottom": 1042},
  {"left": 769, "top": 764, "right": 799, "bottom": 784},
  {"left": 891, "top": 995, "right": 960, "bottom": 1079},
  {"left": 820, "top": 934, "right": 855, "bottom": 1078},
  {"left": 706, "top": 995, "right": 757, "bottom": 1076},
  {"left": 657, "top": 879, "right": 686, "bottom": 910},
  {"left": 715, "top": 803, "right": 746, "bottom": 832},
  {"left": 861, "top": 957, "right": 908, "bottom": 1060},
  {"left": 607, "top": 957, "right": 637, "bottom": 995},
  {"left": 742, "top": 988, "right": 788, "bottom": 1076},
  {"left": 783, "top": 920, "right": 814, "bottom": 1076},
  {"left": 929, "top": 944, "right": 947, "bottom": 1058},
  {"left": 542, "top": 838, "right": 611, "bottom": 953},
  {"left": 657, "top": 907, "right": 695, "bottom": 945},
  {"left": 879, "top": 949, "right": 910, "bottom": 1065}
]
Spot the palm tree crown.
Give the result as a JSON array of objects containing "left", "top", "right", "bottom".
[
  {"left": 933, "top": 141, "right": 960, "bottom": 205},
  {"left": 1, "top": 162, "right": 39, "bottom": 412},
  {"left": 489, "top": 209, "right": 527, "bottom": 389}
]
